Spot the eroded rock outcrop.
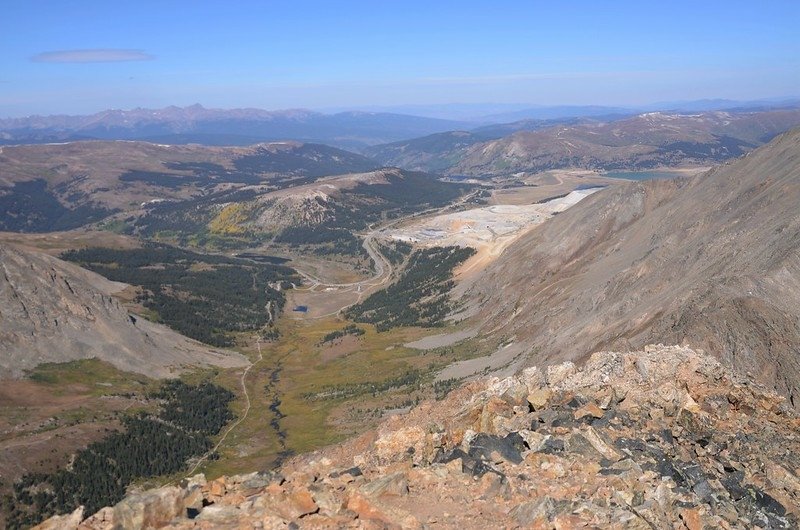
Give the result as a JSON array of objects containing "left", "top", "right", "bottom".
[{"left": 38, "top": 345, "right": 800, "bottom": 529}]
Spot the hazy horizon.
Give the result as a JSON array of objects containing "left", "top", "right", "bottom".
[
  {"left": 5, "top": 97, "right": 800, "bottom": 123},
  {"left": 2, "top": 1, "right": 799, "bottom": 117}
]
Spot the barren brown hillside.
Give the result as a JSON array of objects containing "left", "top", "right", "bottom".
[
  {"left": 0, "top": 244, "right": 247, "bottom": 378},
  {"left": 467, "top": 127, "right": 800, "bottom": 404},
  {"left": 450, "top": 110, "right": 800, "bottom": 176},
  {"left": 365, "top": 109, "right": 800, "bottom": 176},
  {"left": 0, "top": 140, "right": 379, "bottom": 224}
]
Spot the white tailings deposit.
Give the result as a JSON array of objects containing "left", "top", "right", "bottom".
[{"left": 387, "top": 188, "right": 602, "bottom": 270}]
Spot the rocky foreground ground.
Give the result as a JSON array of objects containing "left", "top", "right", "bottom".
[{"left": 38, "top": 345, "right": 800, "bottom": 529}]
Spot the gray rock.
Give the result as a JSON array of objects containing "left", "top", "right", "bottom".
[
  {"left": 566, "top": 432, "right": 604, "bottom": 459},
  {"left": 468, "top": 433, "right": 523, "bottom": 464},
  {"left": 509, "top": 497, "right": 556, "bottom": 526},
  {"left": 518, "top": 430, "right": 548, "bottom": 452},
  {"left": 539, "top": 437, "right": 566, "bottom": 454},
  {"left": 113, "top": 486, "right": 186, "bottom": 530},
  {"left": 361, "top": 472, "right": 409, "bottom": 497}
]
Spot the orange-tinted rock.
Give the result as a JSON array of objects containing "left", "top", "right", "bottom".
[
  {"left": 287, "top": 487, "right": 318, "bottom": 517},
  {"left": 574, "top": 402, "right": 604, "bottom": 420},
  {"left": 347, "top": 492, "right": 389, "bottom": 523},
  {"left": 208, "top": 477, "right": 227, "bottom": 497},
  {"left": 35, "top": 346, "right": 800, "bottom": 530},
  {"left": 680, "top": 507, "right": 704, "bottom": 530},
  {"left": 527, "top": 388, "right": 553, "bottom": 411}
]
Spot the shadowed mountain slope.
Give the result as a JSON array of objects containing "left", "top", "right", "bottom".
[
  {"left": 0, "top": 244, "right": 247, "bottom": 378},
  {"left": 467, "top": 127, "right": 800, "bottom": 403},
  {"left": 362, "top": 118, "right": 590, "bottom": 173},
  {"left": 363, "top": 131, "right": 492, "bottom": 173}
]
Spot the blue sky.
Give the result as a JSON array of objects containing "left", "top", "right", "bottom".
[{"left": 1, "top": 1, "right": 798, "bottom": 117}]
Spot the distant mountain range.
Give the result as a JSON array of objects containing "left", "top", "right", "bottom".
[
  {"left": 474, "top": 105, "right": 634, "bottom": 124},
  {"left": 642, "top": 97, "right": 800, "bottom": 113},
  {"left": 0, "top": 104, "right": 470, "bottom": 151},
  {"left": 3, "top": 99, "right": 798, "bottom": 153},
  {"left": 326, "top": 97, "right": 800, "bottom": 121},
  {"left": 367, "top": 108, "right": 800, "bottom": 176}
]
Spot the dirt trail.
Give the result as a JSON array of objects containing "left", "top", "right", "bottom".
[{"left": 183, "top": 341, "right": 262, "bottom": 479}]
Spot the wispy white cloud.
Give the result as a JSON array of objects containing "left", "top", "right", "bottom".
[{"left": 31, "top": 49, "right": 154, "bottom": 63}]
